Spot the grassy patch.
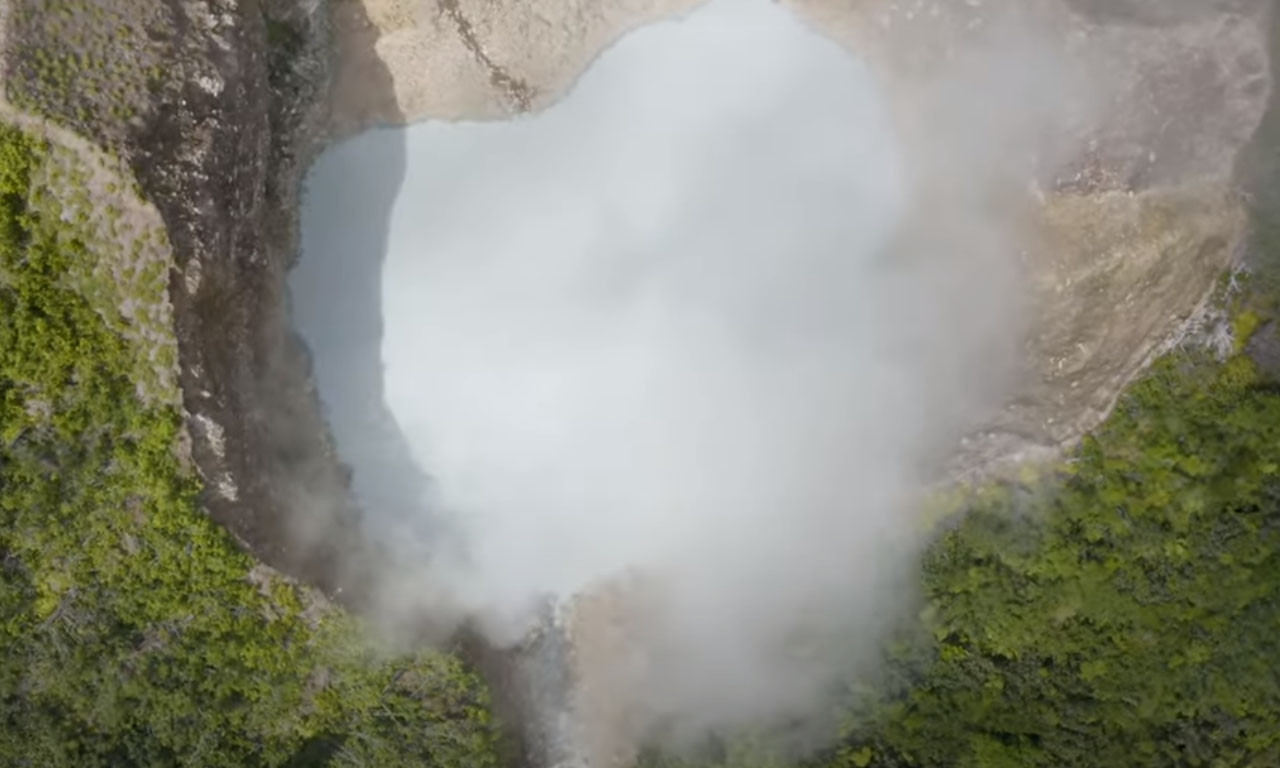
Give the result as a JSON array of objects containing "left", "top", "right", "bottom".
[
  {"left": 835, "top": 351, "right": 1280, "bottom": 767},
  {"left": 0, "top": 123, "right": 500, "bottom": 766},
  {"left": 5, "top": 0, "right": 176, "bottom": 138}
]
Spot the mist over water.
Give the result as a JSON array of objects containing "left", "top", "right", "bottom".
[
  {"left": 295, "top": 0, "right": 1023, "bottom": 745},
  {"left": 382, "top": 0, "right": 906, "bottom": 629}
]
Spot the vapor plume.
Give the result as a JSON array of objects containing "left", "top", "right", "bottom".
[{"left": 293, "top": 0, "right": 1084, "bottom": 757}]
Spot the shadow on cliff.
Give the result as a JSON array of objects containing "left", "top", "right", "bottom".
[
  {"left": 269, "top": 0, "right": 424, "bottom": 598},
  {"left": 288, "top": 121, "right": 437, "bottom": 587},
  {"left": 283, "top": 8, "right": 538, "bottom": 763},
  {"left": 59, "top": 0, "right": 414, "bottom": 600}
]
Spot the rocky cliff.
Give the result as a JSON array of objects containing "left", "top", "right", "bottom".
[
  {"left": 320, "top": 1, "right": 1276, "bottom": 763},
  {"left": 2, "top": 0, "right": 400, "bottom": 596}
]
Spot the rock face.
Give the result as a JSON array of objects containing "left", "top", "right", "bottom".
[{"left": 332, "top": 0, "right": 700, "bottom": 125}]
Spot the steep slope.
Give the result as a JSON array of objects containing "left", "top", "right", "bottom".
[{"left": 2, "top": 0, "right": 1277, "bottom": 766}]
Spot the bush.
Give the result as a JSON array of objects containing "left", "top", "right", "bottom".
[{"left": 0, "top": 123, "right": 500, "bottom": 767}]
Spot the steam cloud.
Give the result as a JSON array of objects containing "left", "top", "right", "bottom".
[{"left": 294, "top": 0, "right": 1063, "bottom": 754}]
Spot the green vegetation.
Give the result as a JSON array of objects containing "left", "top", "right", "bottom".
[
  {"left": 646, "top": 345, "right": 1280, "bottom": 768},
  {"left": 0, "top": 124, "right": 500, "bottom": 766},
  {"left": 20, "top": 124, "right": 180, "bottom": 405},
  {"left": 7, "top": 2, "right": 1280, "bottom": 759}
]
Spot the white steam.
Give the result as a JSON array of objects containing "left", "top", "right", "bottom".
[{"left": 296, "top": 0, "right": 1030, "bottom": 749}]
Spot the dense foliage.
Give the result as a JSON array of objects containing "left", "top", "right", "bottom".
[
  {"left": 647, "top": 346, "right": 1280, "bottom": 768},
  {"left": 0, "top": 124, "right": 500, "bottom": 766}
]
